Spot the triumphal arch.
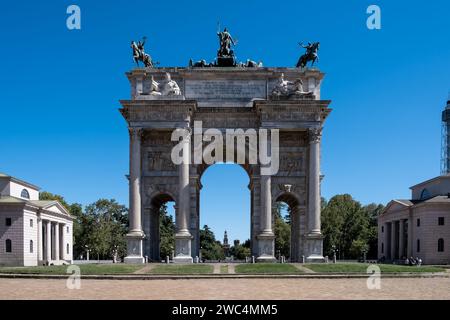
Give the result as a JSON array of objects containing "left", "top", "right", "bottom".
[{"left": 120, "top": 33, "right": 331, "bottom": 263}]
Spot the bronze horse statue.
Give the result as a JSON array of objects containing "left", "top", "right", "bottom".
[
  {"left": 296, "top": 42, "right": 320, "bottom": 68},
  {"left": 131, "top": 37, "right": 154, "bottom": 68}
]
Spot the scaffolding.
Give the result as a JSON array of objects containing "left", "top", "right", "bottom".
[{"left": 441, "top": 95, "right": 450, "bottom": 175}]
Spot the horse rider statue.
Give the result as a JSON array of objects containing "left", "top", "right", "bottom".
[
  {"left": 296, "top": 42, "right": 320, "bottom": 69},
  {"left": 131, "top": 36, "right": 153, "bottom": 68}
]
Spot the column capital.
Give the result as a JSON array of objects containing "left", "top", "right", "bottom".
[
  {"left": 128, "top": 127, "right": 144, "bottom": 140},
  {"left": 308, "top": 127, "right": 322, "bottom": 143}
]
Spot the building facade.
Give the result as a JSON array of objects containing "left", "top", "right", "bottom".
[
  {"left": 0, "top": 173, "right": 73, "bottom": 266},
  {"left": 119, "top": 67, "right": 332, "bottom": 263},
  {"left": 378, "top": 175, "right": 450, "bottom": 264}
]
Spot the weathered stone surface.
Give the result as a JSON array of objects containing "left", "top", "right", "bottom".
[{"left": 120, "top": 67, "right": 332, "bottom": 263}]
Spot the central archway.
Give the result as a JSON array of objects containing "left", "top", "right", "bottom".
[{"left": 198, "top": 163, "right": 250, "bottom": 261}]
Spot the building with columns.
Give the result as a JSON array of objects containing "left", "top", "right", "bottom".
[
  {"left": 120, "top": 67, "right": 331, "bottom": 263},
  {"left": 378, "top": 175, "right": 450, "bottom": 264},
  {"left": 0, "top": 173, "right": 73, "bottom": 266},
  {"left": 379, "top": 99, "right": 450, "bottom": 265}
]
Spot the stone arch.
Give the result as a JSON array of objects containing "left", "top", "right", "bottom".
[
  {"left": 143, "top": 192, "right": 176, "bottom": 261},
  {"left": 274, "top": 192, "right": 305, "bottom": 262},
  {"left": 194, "top": 162, "right": 255, "bottom": 257}
]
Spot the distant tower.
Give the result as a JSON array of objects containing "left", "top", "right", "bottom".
[
  {"left": 222, "top": 230, "right": 230, "bottom": 257},
  {"left": 441, "top": 95, "right": 450, "bottom": 175}
]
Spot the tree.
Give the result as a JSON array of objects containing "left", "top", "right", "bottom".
[
  {"left": 274, "top": 202, "right": 291, "bottom": 258},
  {"left": 322, "top": 194, "right": 383, "bottom": 260},
  {"left": 200, "top": 225, "right": 224, "bottom": 261},
  {"left": 350, "top": 239, "right": 369, "bottom": 259},
  {"left": 230, "top": 243, "right": 250, "bottom": 260},
  {"left": 83, "top": 199, "right": 128, "bottom": 260},
  {"left": 39, "top": 191, "right": 70, "bottom": 209},
  {"left": 159, "top": 203, "right": 175, "bottom": 260},
  {"left": 362, "top": 203, "right": 384, "bottom": 258}
]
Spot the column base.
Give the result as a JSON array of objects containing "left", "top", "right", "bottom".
[
  {"left": 124, "top": 232, "right": 145, "bottom": 264},
  {"left": 304, "top": 233, "right": 325, "bottom": 263},
  {"left": 173, "top": 256, "right": 194, "bottom": 264},
  {"left": 174, "top": 231, "right": 193, "bottom": 264},
  {"left": 256, "top": 232, "right": 276, "bottom": 262}
]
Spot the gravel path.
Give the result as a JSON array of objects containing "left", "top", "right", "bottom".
[{"left": 1, "top": 277, "right": 449, "bottom": 300}]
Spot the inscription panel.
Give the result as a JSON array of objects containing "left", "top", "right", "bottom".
[{"left": 185, "top": 80, "right": 267, "bottom": 107}]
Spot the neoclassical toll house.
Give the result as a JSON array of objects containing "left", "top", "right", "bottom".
[
  {"left": 119, "top": 67, "right": 332, "bottom": 263},
  {"left": 0, "top": 173, "right": 73, "bottom": 266}
]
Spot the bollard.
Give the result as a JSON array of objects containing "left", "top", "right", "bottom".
[
  {"left": 166, "top": 256, "right": 170, "bottom": 264},
  {"left": 324, "top": 256, "right": 328, "bottom": 263},
  {"left": 302, "top": 255, "right": 305, "bottom": 264},
  {"left": 144, "top": 256, "right": 148, "bottom": 264},
  {"left": 252, "top": 256, "right": 255, "bottom": 264},
  {"left": 194, "top": 256, "right": 199, "bottom": 264}
]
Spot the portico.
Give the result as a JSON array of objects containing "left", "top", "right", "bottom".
[{"left": 39, "top": 217, "right": 69, "bottom": 265}]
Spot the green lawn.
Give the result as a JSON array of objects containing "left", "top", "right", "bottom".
[
  {"left": 0, "top": 264, "right": 142, "bottom": 275},
  {"left": 304, "top": 263, "right": 446, "bottom": 273},
  {"left": 149, "top": 264, "right": 214, "bottom": 274},
  {"left": 235, "top": 263, "right": 301, "bottom": 274},
  {"left": 220, "top": 265, "right": 229, "bottom": 274}
]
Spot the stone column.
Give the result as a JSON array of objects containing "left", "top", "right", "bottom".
[
  {"left": 125, "top": 127, "right": 145, "bottom": 264},
  {"left": 61, "top": 224, "right": 66, "bottom": 261},
  {"left": 305, "top": 127, "right": 324, "bottom": 262},
  {"left": 383, "top": 222, "right": 388, "bottom": 258},
  {"left": 399, "top": 220, "right": 405, "bottom": 259},
  {"left": 37, "top": 218, "right": 43, "bottom": 262},
  {"left": 290, "top": 207, "right": 300, "bottom": 262},
  {"left": 46, "top": 220, "right": 51, "bottom": 263},
  {"left": 174, "top": 129, "right": 193, "bottom": 263},
  {"left": 390, "top": 220, "right": 396, "bottom": 261},
  {"left": 256, "top": 173, "right": 276, "bottom": 262},
  {"left": 256, "top": 130, "right": 276, "bottom": 262},
  {"left": 407, "top": 214, "right": 413, "bottom": 257},
  {"left": 54, "top": 223, "right": 60, "bottom": 262}
]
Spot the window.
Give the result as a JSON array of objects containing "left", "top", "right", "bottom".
[
  {"left": 20, "top": 189, "right": 30, "bottom": 199},
  {"left": 417, "top": 239, "right": 421, "bottom": 252},
  {"left": 381, "top": 243, "right": 384, "bottom": 253},
  {"left": 381, "top": 226, "right": 384, "bottom": 233},
  {"left": 30, "top": 219, "right": 33, "bottom": 228},
  {"left": 420, "top": 188, "right": 430, "bottom": 200},
  {"left": 5, "top": 239, "right": 12, "bottom": 253},
  {"left": 5, "top": 218, "right": 11, "bottom": 226},
  {"left": 417, "top": 218, "right": 420, "bottom": 227},
  {"left": 30, "top": 240, "right": 33, "bottom": 253},
  {"left": 438, "top": 217, "right": 445, "bottom": 226},
  {"left": 67, "top": 243, "right": 70, "bottom": 254},
  {"left": 67, "top": 226, "right": 69, "bottom": 233},
  {"left": 438, "top": 239, "right": 444, "bottom": 252}
]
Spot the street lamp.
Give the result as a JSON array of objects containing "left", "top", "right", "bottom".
[{"left": 362, "top": 247, "right": 368, "bottom": 263}]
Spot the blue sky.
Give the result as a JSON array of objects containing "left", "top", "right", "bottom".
[{"left": 1, "top": 0, "right": 449, "bottom": 242}]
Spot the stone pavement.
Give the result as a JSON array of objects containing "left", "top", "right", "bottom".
[
  {"left": 133, "top": 265, "right": 156, "bottom": 274},
  {"left": 1, "top": 277, "right": 450, "bottom": 300},
  {"left": 213, "top": 264, "right": 221, "bottom": 274},
  {"left": 293, "top": 264, "right": 316, "bottom": 273}
]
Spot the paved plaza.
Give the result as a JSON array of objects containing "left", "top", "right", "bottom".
[{"left": 1, "top": 277, "right": 449, "bottom": 300}]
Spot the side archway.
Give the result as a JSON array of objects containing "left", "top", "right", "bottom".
[
  {"left": 143, "top": 193, "right": 176, "bottom": 261},
  {"left": 274, "top": 192, "right": 305, "bottom": 262}
]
